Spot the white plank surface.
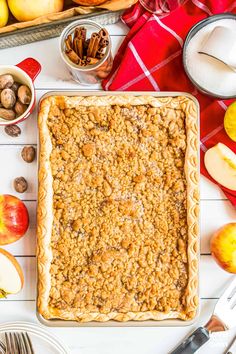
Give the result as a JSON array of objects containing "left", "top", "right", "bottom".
[
  {"left": 0, "top": 18, "right": 236, "bottom": 354},
  {"left": 0, "top": 30, "right": 126, "bottom": 90},
  {"left": 0, "top": 300, "right": 235, "bottom": 354}
]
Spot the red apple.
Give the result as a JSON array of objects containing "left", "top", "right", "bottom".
[
  {"left": 211, "top": 223, "right": 236, "bottom": 274},
  {"left": 0, "top": 194, "right": 29, "bottom": 245}
]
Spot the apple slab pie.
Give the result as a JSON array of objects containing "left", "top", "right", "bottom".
[{"left": 37, "top": 95, "right": 199, "bottom": 323}]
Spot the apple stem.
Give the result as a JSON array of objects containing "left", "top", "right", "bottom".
[{"left": 0, "top": 289, "right": 7, "bottom": 298}]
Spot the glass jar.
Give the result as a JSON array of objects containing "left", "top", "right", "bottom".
[
  {"left": 139, "top": 0, "right": 184, "bottom": 14},
  {"left": 59, "top": 19, "right": 113, "bottom": 85}
]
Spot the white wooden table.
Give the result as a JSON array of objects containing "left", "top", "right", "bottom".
[{"left": 0, "top": 20, "right": 236, "bottom": 354}]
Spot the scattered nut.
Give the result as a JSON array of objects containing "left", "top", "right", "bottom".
[
  {"left": 0, "top": 108, "right": 16, "bottom": 121},
  {"left": 4, "top": 124, "right": 21, "bottom": 137},
  {"left": 18, "top": 85, "right": 32, "bottom": 105},
  {"left": 14, "top": 177, "right": 28, "bottom": 193},
  {"left": 21, "top": 146, "right": 36, "bottom": 163},
  {"left": 15, "top": 100, "right": 27, "bottom": 116},
  {"left": 11, "top": 82, "right": 20, "bottom": 93},
  {"left": 1, "top": 89, "right": 16, "bottom": 109},
  {"left": 0, "top": 74, "right": 14, "bottom": 89}
]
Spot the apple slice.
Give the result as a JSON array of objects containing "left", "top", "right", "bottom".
[
  {"left": 0, "top": 248, "right": 24, "bottom": 297},
  {"left": 204, "top": 143, "right": 236, "bottom": 191}
]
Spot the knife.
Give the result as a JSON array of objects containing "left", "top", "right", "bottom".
[{"left": 226, "top": 336, "right": 236, "bottom": 354}]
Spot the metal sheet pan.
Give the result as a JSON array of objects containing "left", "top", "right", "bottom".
[
  {"left": 0, "top": 11, "right": 121, "bottom": 49},
  {"left": 36, "top": 90, "right": 200, "bottom": 327}
]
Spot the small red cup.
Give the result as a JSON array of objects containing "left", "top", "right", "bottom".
[{"left": 0, "top": 57, "right": 41, "bottom": 126}]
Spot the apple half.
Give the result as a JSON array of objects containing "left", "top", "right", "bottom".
[
  {"left": 204, "top": 143, "right": 236, "bottom": 191},
  {"left": 0, "top": 248, "right": 24, "bottom": 298}
]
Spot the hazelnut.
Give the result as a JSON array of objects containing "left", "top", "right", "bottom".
[
  {"left": 14, "top": 177, "right": 28, "bottom": 193},
  {"left": 21, "top": 146, "right": 36, "bottom": 163},
  {"left": 4, "top": 124, "right": 21, "bottom": 137}
]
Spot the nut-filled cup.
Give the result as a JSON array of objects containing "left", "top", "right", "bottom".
[
  {"left": 59, "top": 20, "right": 113, "bottom": 85},
  {"left": 0, "top": 57, "right": 41, "bottom": 126}
]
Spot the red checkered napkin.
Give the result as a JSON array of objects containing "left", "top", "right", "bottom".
[{"left": 102, "top": 0, "right": 236, "bottom": 206}]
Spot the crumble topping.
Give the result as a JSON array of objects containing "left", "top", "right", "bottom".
[{"left": 47, "top": 103, "right": 188, "bottom": 315}]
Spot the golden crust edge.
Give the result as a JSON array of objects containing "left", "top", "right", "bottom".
[
  {"left": 37, "top": 95, "right": 199, "bottom": 322},
  {"left": 37, "top": 96, "right": 55, "bottom": 319}
]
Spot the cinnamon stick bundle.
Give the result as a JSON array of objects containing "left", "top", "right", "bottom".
[{"left": 64, "top": 26, "right": 109, "bottom": 67}]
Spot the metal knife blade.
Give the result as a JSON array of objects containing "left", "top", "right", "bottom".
[{"left": 226, "top": 336, "right": 236, "bottom": 354}]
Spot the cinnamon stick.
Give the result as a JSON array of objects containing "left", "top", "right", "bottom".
[
  {"left": 67, "top": 34, "right": 73, "bottom": 48},
  {"left": 74, "top": 37, "right": 83, "bottom": 59},
  {"left": 75, "top": 27, "right": 86, "bottom": 42},
  {"left": 100, "top": 38, "right": 109, "bottom": 49},
  {"left": 99, "top": 28, "right": 109, "bottom": 40},
  {"left": 80, "top": 59, "right": 87, "bottom": 66},
  {"left": 87, "top": 57, "right": 99, "bottom": 65},
  {"left": 65, "top": 49, "right": 80, "bottom": 64},
  {"left": 65, "top": 38, "right": 72, "bottom": 52},
  {"left": 87, "top": 33, "right": 101, "bottom": 58},
  {"left": 84, "top": 39, "right": 90, "bottom": 56},
  {"left": 96, "top": 49, "right": 105, "bottom": 60},
  {"left": 81, "top": 27, "right": 87, "bottom": 42}
]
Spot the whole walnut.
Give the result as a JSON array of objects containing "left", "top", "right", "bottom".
[
  {"left": 4, "top": 125, "right": 21, "bottom": 137},
  {"left": 14, "top": 177, "right": 28, "bottom": 193},
  {"left": 0, "top": 74, "right": 14, "bottom": 89},
  {"left": 21, "top": 146, "right": 36, "bottom": 163},
  {"left": 11, "top": 82, "right": 21, "bottom": 93},
  {"left": 15, "top": 100, "right": 27, "bottom": 117},
  {"left": 18, "top": 85, "right": 32, "bottom": 105},
  {"left": 1, "top": 89, "right": 16, "bottom": 109},
  {"left": 0, "top": 108, "right": 15, "bottom": 120}
]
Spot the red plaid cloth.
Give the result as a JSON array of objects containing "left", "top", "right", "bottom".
[{"left": 102, "top": 0, "right": 236, "bottom": 206}]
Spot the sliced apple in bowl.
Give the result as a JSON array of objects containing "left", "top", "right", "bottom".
[
  {"left": 204, "top": 143, "right": 236, "bottom": 191},
  {"left": 0, "top": 248, "right": 24, "bottom": 297}
]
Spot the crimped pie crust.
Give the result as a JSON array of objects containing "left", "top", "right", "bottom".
[{"left": 37, "top": 95, "right": 199, "bottom": 322}]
